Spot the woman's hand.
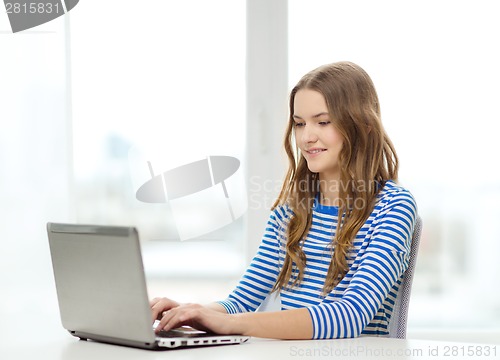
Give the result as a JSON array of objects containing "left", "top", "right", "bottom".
[
  {"left": 154, "top": 303, "right": 242, "bottom": 335},
  {"left": 150, "top": 297, "right": 181, "bottom": 323}
]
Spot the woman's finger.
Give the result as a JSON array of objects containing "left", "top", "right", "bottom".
[
  {"left": 156, "top": 308, "right": 179, "bottom": 332},
  {"left": 155, "top": 304, "right": 200, "bottom": 332},
  {"left": 150, "top": 297, "right": 180, "bottom": 322}
]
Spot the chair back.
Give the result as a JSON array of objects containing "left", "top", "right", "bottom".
[{"left": 387, "top": 216, "right": 423, "bottom": 338}]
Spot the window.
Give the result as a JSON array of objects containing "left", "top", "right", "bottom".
[{"left": 70, "top": 0, "right": 247, "bottom": 277}]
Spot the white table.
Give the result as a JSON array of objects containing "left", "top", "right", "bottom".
[{"left": 3, "top": 333, "right": 499, "bottom": 360}]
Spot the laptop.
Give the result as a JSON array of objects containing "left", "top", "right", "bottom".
[{"left": 46, "top": 222, "right": 250, "bottom": 350}]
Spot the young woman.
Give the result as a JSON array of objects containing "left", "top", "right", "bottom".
[{"left": 150, "top": 61, "right": 417, "bottom": 339}]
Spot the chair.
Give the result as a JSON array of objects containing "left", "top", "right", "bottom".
[{"left": 387, "top": 215, "right": 423, "bottom": 338}]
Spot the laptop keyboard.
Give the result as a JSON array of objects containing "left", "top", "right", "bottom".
[{"left": 159, "top": 329, "right": 213, "bottom": 339}]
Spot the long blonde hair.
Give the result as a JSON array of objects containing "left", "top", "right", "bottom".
[{"left": 272, "top": 61, "right": 399, "bottom": 294}]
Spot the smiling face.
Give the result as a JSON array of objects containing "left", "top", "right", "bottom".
[{"left": 293, "top": 89, "right": 344, "bottom": 182}]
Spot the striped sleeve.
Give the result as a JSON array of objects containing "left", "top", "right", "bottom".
[
  {"left": 307, "top": 190, "right": 417, "bottom": 339},
  {"left": 217, "top": 207, "right": 287, "bottom": 314}
]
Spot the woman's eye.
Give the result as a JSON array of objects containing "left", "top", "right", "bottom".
[
  {"left": 319, "top": 121, "right": 331, "bottom": 126},
  {"left": 294, "top": 122, "right": 305, "bottom": 128}
]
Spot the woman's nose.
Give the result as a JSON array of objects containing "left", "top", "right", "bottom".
[{"left": 301, "top": 125, "right": 318, "bottom": 143}]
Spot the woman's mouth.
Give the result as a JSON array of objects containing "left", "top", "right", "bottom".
[{"left": 306, "top": 148, "right": 327, "bottom": 155}]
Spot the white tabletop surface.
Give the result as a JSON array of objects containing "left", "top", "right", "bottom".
[{"left": 2, "top": 331, "right": 499, "bottom": 360}]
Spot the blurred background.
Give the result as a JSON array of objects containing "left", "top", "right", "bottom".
[{"left": 1, "top": 0, "right": 499, "bottom": 347}]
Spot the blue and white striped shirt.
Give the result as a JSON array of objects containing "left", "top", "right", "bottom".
[{"left": 218, "top": 180, "right": 417, "bottom": 339}]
